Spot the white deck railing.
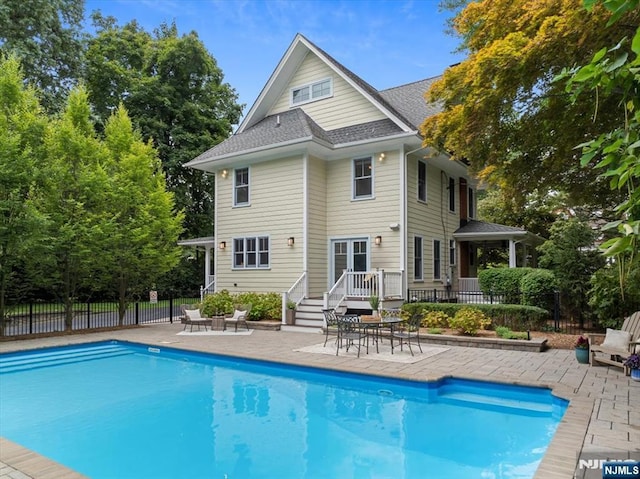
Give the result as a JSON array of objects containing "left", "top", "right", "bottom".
[
  {"left": 458, "top": 277, "right": 480, "bottom": 292},
  {"left": 282, "top": 272, "right": 307, "bottom": 323},
  {"left": 200, "top": 275, "right": 216, "bottom": 301},
  {"left": 324, "top": 270, "right": 404, "bottom": 310}
]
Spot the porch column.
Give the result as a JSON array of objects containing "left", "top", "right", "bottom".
[
  {"left": 508, "top": 240, "right": 517, "bottom": 268},
  {"left": 204, "top": 245, "right": 212, "bottom": 284}
]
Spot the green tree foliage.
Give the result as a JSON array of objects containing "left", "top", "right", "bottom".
[
  {"left": 0, "top": 0, "right": 85, "bottom": 112},
  {"left": 85, "top": 15, "right": 243, "bottom": 238},
  {"left": 0, "top": 56, "right": 49, "bottom": 334},
  {"left": 538, "top": 218, "right": 605, "bottom": 323},
  {"left": 559, "top": 0, "right": 640, "bottom": 300},
  {"left": 101, "top": 106, "right": 184, "bottom": 323},
  {"left": 421, "top": 0, "right": 639, "bottom": 214},
  {"left": 36, "top": 87, "right": 112, "bottom": 329}
]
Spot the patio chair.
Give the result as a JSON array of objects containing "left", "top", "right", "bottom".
[
  {"left": 336, "top": 315, "right": 368, "bottom": 357},
  {"left": 322, "top": 309, "right": 340, "bottom": 347},
  {"left": 224, "top": 303, "right": 252, "bottom": 332},
  {"left": 181, "top": 304, "right": 211, "bottom": 332},
  {"left": 589, "top": 311, "right": 640, "bottom": 374},
  {"left": 392, "top": 312, "right": 423, "bottom": 356}
]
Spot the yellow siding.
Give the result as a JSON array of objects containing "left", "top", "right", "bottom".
[
  {"left": 306, "top": 156, "right": 328, "bottom": 297},
  {"left": 406, "top": 155, "right": 461, "bottom": 290},
  {"left": 215, "top": 156, "right": 305, "bottom": 293},
  {"left": 326, "top": 151, "right": 403, "bottom": 275},
  {"left": 268, "top": 53, "right": 386, "bottom": 131}
]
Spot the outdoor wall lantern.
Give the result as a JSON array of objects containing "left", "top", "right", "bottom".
[
  {"left": 221, "top": 169, "right": 228, "bottom": 179},
  {"left": 374, "top": 236, "right": 382, "bottom": 245},
  {"left": 218, "top": 241, "right": 226, "bottom": 250},
  {"left": 287, "top": 237, "right": 295, "bottom": 247}
]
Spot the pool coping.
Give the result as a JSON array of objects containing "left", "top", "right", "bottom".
[{"left": 1, "top": 335, "right": 592, "bottom": 479}]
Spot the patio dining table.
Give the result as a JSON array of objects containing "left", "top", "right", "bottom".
[{"left": 358, "top": 315, "right": 405, "bottom": 354}]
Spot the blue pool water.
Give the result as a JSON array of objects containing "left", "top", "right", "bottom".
[{"left": 0, "top": 341, "right": 567, "bottom": 479}]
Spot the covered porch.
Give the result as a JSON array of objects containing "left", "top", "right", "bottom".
[
  {"left": 177, "top": 236, "right": 216, "bottom": 299},
  {"left": 453, "top": 220, "right": 544, "bottom": 292}
]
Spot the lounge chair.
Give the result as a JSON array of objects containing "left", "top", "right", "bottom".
[
  {"left": 181, "top": 305, "right": 211, "bottom": 332},
  {"left": 224, "top": 303, "right": 252, "bottom": 332},
  {"left": 589, "top": 311, "right": 640, "bottom": 374}
]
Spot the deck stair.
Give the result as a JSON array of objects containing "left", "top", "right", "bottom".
[{"left": 293, "top": 297, "right": 393, "bottom": 328}]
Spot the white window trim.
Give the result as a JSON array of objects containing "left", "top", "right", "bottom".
[
  {"left": 449, "top": 239, "right": 457, "bottom": 266},
  {"left": 414, "top": 235, "right": 424, "bottom": 281},
  {"left": 233, "top": 167, "right": 250, "bottom": 207},
  {"left": 433, "top": 239, "right": 442, "bottom": 281},
  {"left": 417, "top": 159, "right": 427, "bottom": 203},
  {"left": 232, "top": 235, "right": 270, "bottom": 269},
  {"left": 352, "top": 156, "right": 374, "bottom": 200},
  {"left": 289, "top": 77, "right": 333, "bottom": 107},
  {"left": 448, "top": 177, "right": 455, "bottom": 213}
]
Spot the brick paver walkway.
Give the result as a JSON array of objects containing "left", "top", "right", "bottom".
[{"left": 1, "top": 323, "right": 638, "bottom": 478}]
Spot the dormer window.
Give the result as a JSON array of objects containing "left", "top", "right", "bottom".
[{"left": 290, "top": 78, "right": 332, "bottom": 106}]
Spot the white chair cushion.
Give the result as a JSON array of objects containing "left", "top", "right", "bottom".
[
  {"left": 601, "top": 328, "right": 631, "bottom": 350},
  {"left": 185, "top": 309, "right": 202, "bottom": 320},
  {"left": 231, "top": 309, "right": 246, "bottom": 320}
]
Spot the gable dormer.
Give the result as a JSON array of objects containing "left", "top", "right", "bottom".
[{"left": 267, "top": 52, "right": 387, "bottom": 131}]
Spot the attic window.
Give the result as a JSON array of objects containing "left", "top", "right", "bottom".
[{"left": 290, "top": 78, "right": 332, "bottom": 106}]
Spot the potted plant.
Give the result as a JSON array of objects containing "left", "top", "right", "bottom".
[
  {"left": 285, "top": 300, "right": 296, "bottom": 325},
  {"left": 623, "top": 353, "right": 640, "bottom": 381},
  {"left": 368, "top": 295, "right": 380, "bottom": 316},
  {"left": 574, "top": 335, "right": 589, "bottom": 364}
]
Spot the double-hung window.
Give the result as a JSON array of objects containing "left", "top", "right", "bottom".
[
  {"left": 418, "top": 160, "right": 427, "bottom": 202},
  {"left": 233, "top": 236, "right": 269, "bottom": 269},
  {"left": 433, "top": 239, "right": 441, "bottom": 280},
  {"left": 353, "top": 157, "right": 373, "bottom": 199},
  {"left": 448, "top": 177, "right": 455, "bottom": 212},
  {"left": 234, "top": 167, "right": 249, "bottom": 206},
  {"left": 291, "top": 78, "right": 332, "bottom": 106},
  {"left": 414, "top": 236, "right": 423, "bottom": 280}
]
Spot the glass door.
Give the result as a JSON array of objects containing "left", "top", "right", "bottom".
[{"left": 330, "top": 238, "right": 369, "bottom": 294}]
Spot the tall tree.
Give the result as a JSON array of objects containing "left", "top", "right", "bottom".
[
  {"left": 0, "top": 55, "right": 49, "bottom": 334},
  {"left": 421, "top": 0, "right": 639, "bottom": 213},
  {"left": 36, "top": 87, "right": 112, "bottom": 330},
  {"left": 0, "top": 0, "right": 85, "bottom": 112},
  {"left": 560, "top": 0, "right": 640, "bottom": 299},
  {"left": 101, "top": 106, "right": 184, "bottom": 323},
  {"left": 85, "top": 15, "right": 243, "bottom": 238}
]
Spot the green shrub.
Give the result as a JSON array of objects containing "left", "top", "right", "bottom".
[
  {"left": 427, "top": 328, "right": 444, "bottom": 334},
  {"left": 201, "top": 290, "right": 234, "bottom": 316},
  {"left": 448, "top": 307, "right": 491, "bottom": 335},
  {"left": 495, "top": 326, "right": 529, "bottom": 340},
  {"left": 478, "top": 267, "right": 537, "bottom": 303},
  {"left": 520, "top": 269, "right": 557, "bottom": 311},
  {"left": 202, "top": 290, "right": 282, "bottom": 320},
  {"left": 588, "top": 265, "right": 640, "bottom": 329},
  {"left": 404, "top": 302, "right": 549, "bottom": 330},
  {"left": 421, "top": 310, "right": 449, "bottom": 328}
]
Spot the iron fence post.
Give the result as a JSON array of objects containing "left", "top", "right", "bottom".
[
  {"left": 169, "top": 295, "right": 173, "bottom": 324},
  {"left": 29, "top": 303, "right": 33, "bottom": 334},
  {"left": 554, "top": 291, "right": 560, "bottom": 331},
  {"left": 135, "top": 302, "right": 139, "bottom": 325},
  {"left": 87, "top": 301, "right": 91, "bottom": 329}
]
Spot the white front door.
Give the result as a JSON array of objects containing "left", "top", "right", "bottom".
[{"left": 330, "top": 238, "right": 369, "bottom": 293}]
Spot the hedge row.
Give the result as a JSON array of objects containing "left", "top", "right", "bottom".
[
  {"left": 201, "top": 290, "right": 281, "bottom": 320},
  {"left": 402, "top": 302, "right": 550, "bottom": 331}
]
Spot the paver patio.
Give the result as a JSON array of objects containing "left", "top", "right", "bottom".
[{"left": 1, "top": 323, "right": 638, "bottom": 478}]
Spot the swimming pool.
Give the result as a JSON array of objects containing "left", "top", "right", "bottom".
[{"left": 0, "top": 341, "right": 567, "bottom": 479}]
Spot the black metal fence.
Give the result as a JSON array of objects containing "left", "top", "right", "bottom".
[
  {"left": 1, "top": 293, "right": 200, "bottom": 337},
  {"left": 406, "top": 288, "right": 600, "bottom": 334}
]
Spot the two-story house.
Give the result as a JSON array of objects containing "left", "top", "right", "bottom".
[{"left": 183, "top": 34, "right": 538, "bottom": 326}]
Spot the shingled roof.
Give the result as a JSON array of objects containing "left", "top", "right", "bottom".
[{"left": 186, "top": 34, "right": 442, "bottom": 167}]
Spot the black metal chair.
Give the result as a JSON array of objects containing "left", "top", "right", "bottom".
[
  {"left": 336, "top": 315, "right": 368, "bottom": 357},
  {"left": 392, "top": 312, "right": 423, "bottom": 356},
  {"left": 322, "top": 309, "right": 340, "bottom": 347}
]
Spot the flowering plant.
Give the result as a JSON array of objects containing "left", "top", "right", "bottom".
[
  {"left": 624, "top": 353, "right": 640, "bottom": 370},
  {"left": 574, "top": 335, "right": 589, "bottom": 350}
]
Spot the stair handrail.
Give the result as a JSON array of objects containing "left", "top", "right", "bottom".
[
  {"left": 324, "top": 271, "right": 347, "bottom": 310},
  {"left": 199, "top": 275, "right": 216, "bottom": 302},
  {"left": 282, "top": 272, "right": 307, "bottom": 323}
]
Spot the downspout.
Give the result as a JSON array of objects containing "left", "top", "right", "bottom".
[
  {"left": 403, "top": 145, "right": 425, "bottom": 299},
  {"left": 303, "top": 152, "right": 309, "bottom": 295}
]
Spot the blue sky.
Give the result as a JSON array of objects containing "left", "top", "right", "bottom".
[{"left": 84, "top": 0, "right": 466, "bottom": 116}]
